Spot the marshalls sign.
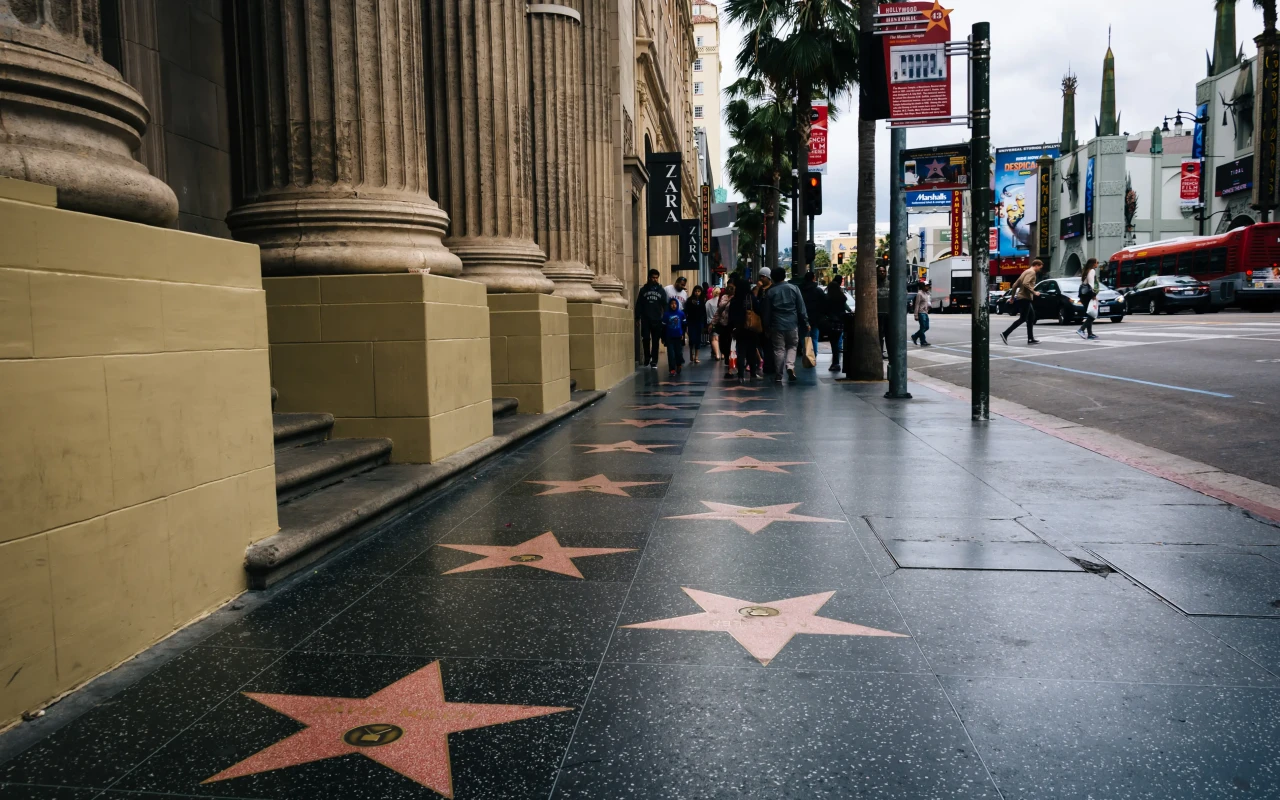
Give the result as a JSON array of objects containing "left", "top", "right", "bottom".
[{"left": 647, "top": 152, "right": 682, "bottom": 235}]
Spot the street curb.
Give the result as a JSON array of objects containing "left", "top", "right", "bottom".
[{"left": 907, "top": 368, "right": 1280, "bottom": 526}]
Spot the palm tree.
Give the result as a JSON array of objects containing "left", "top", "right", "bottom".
[
  {"left": 724, "top": 77, "right": 793, "bottom": 273},
  {"left": 1258, "top": 0, "right": 1278, "bottom": 34},
  {"left": 845, "top": 0, "right": 881, "bottom": 379}
]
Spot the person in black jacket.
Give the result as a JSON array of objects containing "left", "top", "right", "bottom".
[
  {"left": 801, "top": 272, "right": 825, "bottom": 367},
  {"left": 635, "top": 268, "right": 667, "bottom": 368},
  {"left": 823, "top": 275, "right": 848, "bottom": 372},
  {"left": 728, "top": 275, "right": 761, "bottom": 381},
  {"left": 685, "top": 284, "right": 708, "bottom": 364}
]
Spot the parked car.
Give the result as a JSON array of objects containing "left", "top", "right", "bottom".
[
  {"left": 1032, "top": 277, "right": 1126, "bottom": 324},
  {"left": 995, "top": 287, "right": 1017, "bottom": 316},
  {"left": 987, "top": 289, "right": 1004, "bottom": 310},
  {"left": 1125, "top": 275, "right": 1212, "bottom": 314}
]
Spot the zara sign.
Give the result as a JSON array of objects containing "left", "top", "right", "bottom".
[{"left": 647, "top": 152, "right": 682, "bottom": 236}]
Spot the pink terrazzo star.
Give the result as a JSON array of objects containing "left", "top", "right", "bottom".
[
  {"left": 657, "top": 381, "right": 699, "bottom": 386},
  {"left": 719, "top": 386, "right": 764, "bottom": 392},
  {"left": 644, "top": 391, "right": 694, "bottom": 397},
  {"left": 575, "top": 441, "right": 676, "bottom": 454},
  {"left": 623, "top": 588, "right": 907, "bottom": 665},
  {"left": 630, "top": 404, "right": 687, "bottom": 411},
  {"left": 204, "top": 661, "right": 572, "bottom": 796},
  {"left": 604, "top": 418, "right": 682, "bottom": 428},
  {"left": 715, "top": 396, "right": 767, "bottom": 404},
  {"left": 525, "top": 474, "right": 661, "bottom": 497},
  {"left": 665, "top": 501, "right": 840, "bottom": 533},
  {"left": 688, "top": 456, "right": 813, "bottom": 474},
  {"left": 697, "top": 429, "right": 791, "bottom": 441},
  {"left": 706, "top": 410, "right": 780, "bottom": 419},
  {"left": 437, "top": 531, "right": 634, "bottom": 578}
]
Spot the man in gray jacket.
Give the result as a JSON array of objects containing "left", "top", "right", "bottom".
[{"left": 764, "top": 270, "right": 809, "bottom": 383}]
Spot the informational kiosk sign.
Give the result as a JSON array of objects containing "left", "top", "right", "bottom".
[{"left": 879, "top": 2, "right": 953, "bottom": 125}]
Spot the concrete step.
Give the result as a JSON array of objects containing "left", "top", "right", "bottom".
[
  {"left": 272, "top": 412, "right": 333, "bottom": 451},
  {"left": 492, "top": 396, "right": 519, "bottom": 419},
  {"left": 245, "top": 389, "right": 610, "bottom": 588},
  {"left": 274, "top": 437, "right": 393, "bottom": 505}
]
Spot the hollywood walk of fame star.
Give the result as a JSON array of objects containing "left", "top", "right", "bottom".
[
  {"left": 622, "top": 588, "right": 907, "bottom": 665},
  {"left": 715, "top": 396, "right": 767, "bottom": 405},
  {"left": 525, "top": 474, "right": 662, "bottom": 497},
  {"left": 697, "top": 429, "right": 791, "bottom": 441},
  {"left": 665, "top": 501, "right": 839, "bottom": 533},
  {"left": 604, "top": 418, "right": 682, "bottom": 428},
  {"left": 922, "top": 1, "right": 952, "bottom": 32},
  {"left": 437, "top": 531, "right": 635, "bottom": 578},
  {"left": 630, "top": 404, "right": 689, "bottom": 411},
  {"left": 923, "top": 158, "right": 948, "bottom": 180},
  {"left": 644, "top": 391, "right": 694, "bottom": 397},
  {"left": 204, "top": 661, "right": 572, "bottom": 796},
  {"left": 576, "top": 440, "right": 676, "bottom": 454},
  {"left": 706, "top": 410, "right": 780, "bottom": 419},
  {"left": 688, "top": 456, "right": 813, "bottom": 474},
  {"left": 719, "top": 385, "right": 764, "bottom": 392},
  {"left": 657, "top": 381, "right": 699, "bottom": 387}
]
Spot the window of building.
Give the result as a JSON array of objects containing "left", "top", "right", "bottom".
[
  {"left": 693, "top": 5, "right": 702, "bottom": 15},
  {"left": 694, "top": 106, "right": 704, "bottom": 119},
  {"left": 696, "top": 35, "right": 704, "bottom": 45},
  {"left": 1236, "top": 98, "right": 1255, "bottom": 150},
  {"left": 693, "top": 58, "right": 702, "bottom": 71},
  {"left": 694, "top": 82, "right": 703, "bottom": 95}
]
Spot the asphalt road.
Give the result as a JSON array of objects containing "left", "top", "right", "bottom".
[{"left": 907, "top": 309, "right": 1280, "bottom": 489}]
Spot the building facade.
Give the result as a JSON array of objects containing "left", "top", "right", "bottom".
[
  {"left": 0, "top": 0, "right": 698, "bottom": 726},
  {"left": 691, "top": 0, "right": 722, "bottom": 184}
]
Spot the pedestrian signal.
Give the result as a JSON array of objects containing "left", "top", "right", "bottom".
[{"left": 805, "top": 172, "right": 823, "bottom": 216}]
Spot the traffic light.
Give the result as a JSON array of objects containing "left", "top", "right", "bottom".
[
  {"left": 805, "top": 171, "right": 823, "bottom": 216},
  {"left": 837, "top": 252, "right": 844, "bottom": 265},
  {"left": 804, "top": 241, "right": 816, "bottom": 265}
]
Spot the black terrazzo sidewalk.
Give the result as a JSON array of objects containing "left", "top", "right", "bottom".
[{"left": 3, "top": 357, "right": 1279, "bottom": 800}]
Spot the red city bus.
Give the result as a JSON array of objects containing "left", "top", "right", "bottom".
[{"left": 1105, "top": 223, "right": 1280, "bottom": 310}]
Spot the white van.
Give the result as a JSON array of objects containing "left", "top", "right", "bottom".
[{"left": 927, "top": 256, "right": 973, "bottom": 313}]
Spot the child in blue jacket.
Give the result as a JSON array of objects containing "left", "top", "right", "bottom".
[{"left": 662, "top": 298, "right": 687, "bottom": 376}]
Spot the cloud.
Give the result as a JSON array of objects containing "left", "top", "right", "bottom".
[{"left": 717, "top": 0, "right": 1266, "bottom": 244}]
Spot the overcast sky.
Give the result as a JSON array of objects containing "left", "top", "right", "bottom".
[{"left": 717, "top": 1, "right": 1267, "bottom": 244}]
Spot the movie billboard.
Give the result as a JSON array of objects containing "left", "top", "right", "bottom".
[
  {"left": 995, "top": 145, "right": 1059, "bottom": 258},
  {"left": 900, "top": 144, "right": 970, "bottom": 191}
]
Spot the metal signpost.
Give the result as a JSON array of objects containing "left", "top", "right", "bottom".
[{"left": 874, "top": 5, "right": 989, "bottom": 418}]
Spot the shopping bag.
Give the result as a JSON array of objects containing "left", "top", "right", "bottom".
[
  {"left": 1086, "top": 299, "right": 1099, "bottom": 319},
  {"left": 802, "top": 336, "right": 817, "bottom": 368},
  {"left": 745, "top": 309, "right": 763, "bottom": 333}
]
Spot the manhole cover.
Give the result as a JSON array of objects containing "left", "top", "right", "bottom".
[{"left": 343, "top": 724, "right": 403, "bottom": 747}]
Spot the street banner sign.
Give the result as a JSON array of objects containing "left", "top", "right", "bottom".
[
  {"left": 1180, "top": 160, "right": 1202, "bottom": 208},
  {"left": 699, "top": 184, "right": 711, "bottom": 252},
  {"left": 647, "top": 152, "right": 682, "bottom": 235},
  {"left": 879, "top": 2, "right": 953, "bottom": 125},
  {"left": 1217, "top": 155, "right": 1254, "bottom": 196},
  {"left": 1036, "top": 157, "right": 1052, "bottom": 257},
  {"left": 1192, "top": 101, "right": 1208, "bottom": 160},
  {"left": 905, "top": 189, "right": 952, "bottom": 211},
  {"left": 1253, "top": 39, "right": 1279, "bottom": 212},
  {"left": 809, "top": 101, "right": 829, "bottom": 174},
  {"left": 1084, "top": 157, "right": 1095, "bottom": 240},
  {"left": 679, "top": 219, "right": 701, "bottom": 270},
  {"left": 995, "top": 145, "right": 1059, "bottom": 257},
  {"left": 949, "top": 190, "right": 963, "bottom": 256},
  {"left": 900, "top": 143, "right": 969, "bottom": 191}
]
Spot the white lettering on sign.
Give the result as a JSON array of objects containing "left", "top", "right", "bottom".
[
  {"left": 665, "top": 164, "right": 679, "bottom": 178},
  {"left": 666, "top": 195, "right": 677, "bottom": 208},
  {"left": 664, "top": 210, "right": 679, "bottom": 222}
]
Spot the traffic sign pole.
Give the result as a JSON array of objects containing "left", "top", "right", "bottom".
[
  {"left": 969, "top": 22, "right": 991, "bottom": 421},
  {"left": 886, "top": 126, "right": 911, "bottom": 399}
]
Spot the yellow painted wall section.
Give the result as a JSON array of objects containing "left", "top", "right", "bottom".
[
  {"left": 0, "top": 179, "right": 278, "bottom": 727},
  {"left": 568, "top": 303, "right": 635, "bottom": 391}
]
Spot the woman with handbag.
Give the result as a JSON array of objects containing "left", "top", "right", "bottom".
[
  {"left": 706, "top": 288, "right": 721, "bottom": 361},
  {"left": 685, "top": 285, "right": 708, "bottom": 364},
  {"left": 729, "top": 275, "right": 761, "bottom": 382},
  {"left": 1076, "top": 258, "right": 1101, "bottom": 341},
  {"left": 823, "top": 275, "right": 848, "bottom": 372},
  {"left": 714, "top": 283, "right": 736, "bottom": 378}
]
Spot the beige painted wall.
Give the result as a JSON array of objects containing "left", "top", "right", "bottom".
[
  {"left": 568, "top": 302, "right": 635, "bottom": 390},
  {"left": 266, "top": 273, "right": 494, "bottom": 463},
  {"left": 488, "top": 293, "right": 571, "bottom": 413},
  {"left": 0, "top": 178, "right": 278, "bottom": 727}
]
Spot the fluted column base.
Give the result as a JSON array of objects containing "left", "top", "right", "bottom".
[
  {"left": 592, "top": 274, "right": 628, "bottom": 308},
  {"left": 543, "top": 261, "right": 602, "bottom": 303},
  {"left": 227, "top": 197, "right": 462, "bottom": 277},
  {"left": 447, "top": 236, "right": 556, "bottom": 294},
  {"left": 0, "top": 41, "right": 177, "bottom": 226}
]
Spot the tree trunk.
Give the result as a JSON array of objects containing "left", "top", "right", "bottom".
[
  {"left": 848, "top": 0, "right": 883, "bottom": 379},
  {"left": 769, "top": 132, "right": 782, "bottom": 273}
]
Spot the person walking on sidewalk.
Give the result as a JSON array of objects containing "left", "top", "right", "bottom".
[
  {"left": 1001, "top": 259, "right": 1046, "bottom": 346},
  {"left": 662, "top": 297, "right": 687, "bottom": 376},
  {"left": 876, "top": 264, "right": 891, "bottom": 359},
  {"left": 714, "top": 282, "right": 736, "bottom": 378},
  {"left": 911, "top": 281, "right": 932, "bottom": 347},
  {"left": 685, "top": 284, "right": 708, "bottom": 364},
  {"left": 756, "top": 268, "right": 776, "bottom": 376},
  {"left": 665, "top": 275, "right": 689, "bottom": 310},
  {"left": 729, "top": 275, "right": 762, "bottom": 382},
  {"left": 1077, "top": 258, "right": 1101, "bottom": 341},
  {"left": 824, "top": 274, "right": 848, "bottom": 372},
  {"left": 635, "top": 268, "right": 667, "bottom": 368},
  {"left": 764, "top": 268, "right": 809, "bottom": 383},
  {"left": 705, "top": 287, "right": 722, "bottom": 361},
  {"left": 801, "top": 272, "right": 825, "bottom": 363}
]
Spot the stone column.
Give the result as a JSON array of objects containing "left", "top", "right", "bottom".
[
  {"left": 527, "top": 2, "right": 599, "bottom": 302},
  {"left": 581, "top": 0, "right": 626, "bottom": 307},
  {"left": 0, "top": 0, "right": 177, "bottom": 225},
  {"left": 424, "top": 0, "right": 552, "bottom": 294},
  {"left": 224, "top": 0, "right": 460, "bottom": 277}
]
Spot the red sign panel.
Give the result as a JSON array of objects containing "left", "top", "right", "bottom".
[
  {"left": 988, "top": 227, "right": 998, "bottom": 253},
  {"left": 1180, "top": 159, "right": 1201, "bottom": 208},
  {"left": 809, "top": 101, "right": 829, "bottom": 174},
  {"left": 880, "top": 2, "right": 953, "bottom": 125},
  {"left": 950, "top": 190, "right": 964, "bottom": 256}
]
